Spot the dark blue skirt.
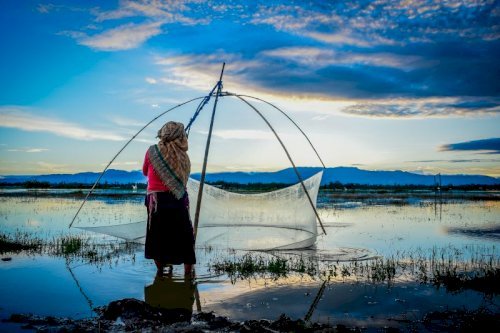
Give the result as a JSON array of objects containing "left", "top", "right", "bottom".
[{"left": 144, "top": 192, "right": 196, "bottom": 265}]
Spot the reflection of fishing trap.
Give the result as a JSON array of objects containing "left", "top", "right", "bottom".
[{"left": 71, "top": 63, "right": 326, "bottom": 250}]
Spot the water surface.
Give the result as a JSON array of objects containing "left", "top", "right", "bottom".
[{"left": 1, "top": 191, "right": 498, "bottom": 330}]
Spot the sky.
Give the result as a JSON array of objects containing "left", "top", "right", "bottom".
[{"left": 0, "top": 0, "right": 499, "bottom": 177}]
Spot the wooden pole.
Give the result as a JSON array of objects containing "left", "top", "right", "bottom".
[
  {"left": 193, "top": 63, "right": 225, "bottom": 241},
  {"left": 227, "top": 93, "right": 326, "bottom": 168}
]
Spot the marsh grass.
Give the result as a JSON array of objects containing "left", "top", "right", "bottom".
[
  {"left": 2, "top": 231, "right": 498, "bottom": 294},
  {"left": 0, "top": 232, "right": 42, "bottom": 254},
  {"left": 0, "top": 231, "right": 139, "bottom": 265},
  {"left": 209, "top": 246, "right": 499, "bottom": 294},
  {"left": 209, "top": 253, "right": 317, "bottom": 282},
  {"left": 59, "top": 236, "right": 84, "bottom": 255}
]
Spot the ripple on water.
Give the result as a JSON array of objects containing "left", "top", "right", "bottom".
[{"left": 268, "top": 247, "right": 378, "bottom": 262}]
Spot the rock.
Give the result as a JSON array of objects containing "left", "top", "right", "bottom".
[
  {"left": 97, "top": 298, "right": 196, "bottom": 329},
  {"left": 5, "top": 314, "right": 31, "bottom": 323}
]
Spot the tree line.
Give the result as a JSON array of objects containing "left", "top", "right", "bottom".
[{"left": 0, "top": 180, "right": 498, "bottom": 191}]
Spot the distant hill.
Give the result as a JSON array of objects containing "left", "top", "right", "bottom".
[
  {"left": 0, "top": 169, "right": 146, "bottom": 185},
  {"left": 1, "top": 167, "right": 498, "bottom": 186},
  {"left": 193, "top": 167, "right": 499, "bottom": 186}
]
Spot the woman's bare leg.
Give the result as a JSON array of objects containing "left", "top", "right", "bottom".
[
  {"left": 155, "top": 260, "right": 164, "bottom": 275},
  {"left": 184, "top": 264, "right": 193, "bottom": 276}
]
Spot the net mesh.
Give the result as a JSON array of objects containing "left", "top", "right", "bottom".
[{"left": 76, "top": 171, "right": 323, "bottom": 250}]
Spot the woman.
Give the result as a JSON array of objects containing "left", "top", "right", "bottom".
[{"left": 142, "top": 121, "right": 196, "bottom": 276}]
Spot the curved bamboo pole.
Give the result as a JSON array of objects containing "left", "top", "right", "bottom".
[
  {"left": 222, "top": 92, "right": 326, "bottom": 168},
  {"left": 231, "top": 95, "right": 327, "bottom": 235}
]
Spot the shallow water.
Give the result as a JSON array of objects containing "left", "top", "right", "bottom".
[{"left": 0, "top": 192, "right": 499, "bottom": 330}]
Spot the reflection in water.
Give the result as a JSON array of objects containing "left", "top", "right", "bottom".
[
  {"left": 144, "top": 275, "right": 196, "bottom": 319},
  {"left": 434, "top": 191, "right": 443, "bottom": 221},
  {"left": 304, "top": 280, "right": 327, "bottom": 322},
  {"left": 65, "top": 258, "right": 94, "bottom": 315},
  {"left": 445, "top": 224, "right": 500, "bottom": 241}
]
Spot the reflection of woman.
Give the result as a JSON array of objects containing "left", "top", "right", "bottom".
[
  {"left": 144, "top": 275, "right": 195, "bottom": 319},
  {"left": 142, "top": 121, "right": 196, "bottom": 276}
]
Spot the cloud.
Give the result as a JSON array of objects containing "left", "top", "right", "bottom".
[
  {"left": 52, "top": 1, "right": 499, "bottom": 102},
  {"left": 196, "top": 129, "right": 274, "bottom": 140},
  {"left": 0, "top": 107, "right": 126, "bottom": 141},
  {"left": 35, "top": 162, "right": 69, "bottom": 173},
  {"left": 440, "top": 138, "right": 500, "bottom": 154},
  {"left": 155, "top": 53, "right": 264, "bottom": 93},
  {"left": 311, "top": 115, "right": 330, "bottom": 121},
  {"left": 37, "top": 4, "right": 55, "bottom": 14},
  {"left": 103, "top": 161, "right": 139, "bottom": 166},
  {"left": 93, "top": 0, "right": 202, "bottom": 24},
  {"left": 135, "top": 138, "right": 157, "bottom": 144},
  {"left": 153, "top": 52, "right": 360, "bottom": 118},
  {"left": 341, "top": 98, "right": 500, "bottom": 118},
  {"left": 250, "top": 5, "right": 397, "bottom": 47},
  {"left": 153, "top": 44, "right": 500, "bottom": 104},
  {"left": 408, "top": 159, "right": 499, "bottom": 163},
  {"left": 77, "top": 21, "right": 164, "bottom": 51},
  {"left": 133, "top": 96, "right": 185, "bottom": 107},
  {"left": 107, "top": 115, "right": 145, "bottom": 127},
  {"left": 251, "top": 1, "right": 499, "bottom": 47},
  {"left": 304, "top": 31, "right": 387, "bottom": 47},
  {"left": 261, "top": 47, "right": 435, "bottom": 71},
  {"left": 7, "top": 148, "right": 49, "bottom": 153},
  {"left": 246, "top": 2, "right": 500, "bottom": 101},
  {"left": 62, "top": 0, "right": 209, "bottom": 52},
  {"left": 37, "top": 3, "right": 87, "bottom": 14},
  {"left": 152, "top": 52, "right": 500, "bottom": 119}
]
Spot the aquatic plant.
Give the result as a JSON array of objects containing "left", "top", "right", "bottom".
[
  {"left": 0, "top": 232, "right": 42, "bottom": 254},
  {"left": 0, "top": 231, "right": 140, "bottom": 266},
  {"left": 208, "top": 245, "right": 499, "bottom": 294},
  {"left": 209, "top": 253, "right": 317, "bottom": 282},
  {"left": 59, "top": 236, "right": 84, "bottom": 255}
]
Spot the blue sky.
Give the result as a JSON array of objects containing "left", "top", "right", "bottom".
[{"left": 0, "top": 0, "right": 499, "bottom": 176}]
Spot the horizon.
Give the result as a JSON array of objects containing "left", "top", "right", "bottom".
[
  {"left": 1, "top": 165, "right": 498, "bottom": 179},
  {"left": 1, "top": 1, "right": 499, "bottom": 177}
]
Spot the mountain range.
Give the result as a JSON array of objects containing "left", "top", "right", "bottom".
[{"left": 1, "top": 167, "right": 498, "bottom": 186}]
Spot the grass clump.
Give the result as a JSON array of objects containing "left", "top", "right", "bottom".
[
  {"left": 319, "top": 245, "right": 500, "bottom": 295},
  {"left": 209, "top": 253, "right": 317, "bottom": 282},
  {"left": 432, "top": 267, "right": 500, "bottom": 295},
  {"left": 60, "top": 236, "right": 84, "bottom": 255},
  {"left": 210, "top": 245, "right": 499, "bottom": 296},
  {"left": 0, "top": 232, "right": 42, "bottom": 254},
  {"left": 0, "top": 231, "right": 140, "bottom": 266}
]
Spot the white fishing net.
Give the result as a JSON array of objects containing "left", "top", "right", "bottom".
[{"left": 76, "top": 171, "right": 323, "bottom": 250}]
